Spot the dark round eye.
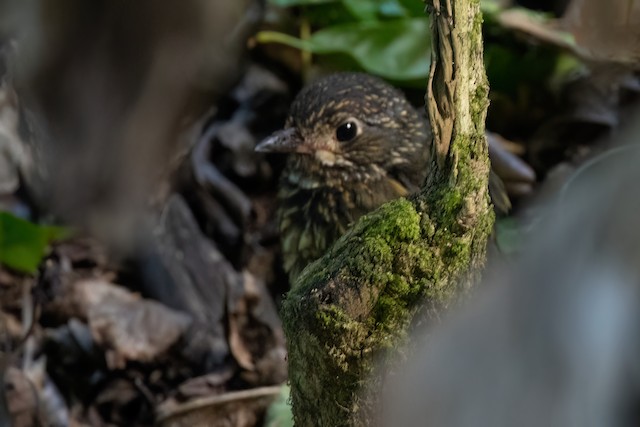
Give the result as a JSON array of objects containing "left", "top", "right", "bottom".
[{"left": 336, "top": 121, "right": 358, "bottom": 142}]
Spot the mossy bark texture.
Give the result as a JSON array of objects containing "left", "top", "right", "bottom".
[{"left": 281, "top": 0, "right": 493, "bottom": 425}]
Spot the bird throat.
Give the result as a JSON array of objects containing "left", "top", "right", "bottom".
[
  {"left": 278, "top": 153, "right": 400, "bottom": 282},
  {"left": 286, "top": 155, "right": 339, "bottom": 189},
  {"left": 314, "top": 149, "right": 337, "bottom": 166}
]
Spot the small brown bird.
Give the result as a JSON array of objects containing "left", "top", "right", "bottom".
[{"left": 256, "top": 72, "right": 505, "bottom": 283}]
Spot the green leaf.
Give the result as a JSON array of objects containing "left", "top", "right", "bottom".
[
  {"left": 42, "top": 224, "right": 72, "bottom": 242},
  {"left": 269, "top": 0, "right": 423, "bottom": 19},
  {"left": 378, "top": 0, "right": 409, "bottom": 17},
  {"left": 341, "top": 0, "right": 379, "bottom": 20},
  {"left": 257, "top": 17, "right": 431, "bottom": 81},
  {"left": 302, "top": 0, "right": 376, "bottom": 29},
  {"left": 396, "top": 0, "right": 425, "bottom": 16},
  {"left": 0, "top": 212, "right": 70, "bottom": 274}
]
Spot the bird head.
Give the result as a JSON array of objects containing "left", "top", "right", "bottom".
[{"left": 256, "top": 73, "right": 429, "bottom": 179}]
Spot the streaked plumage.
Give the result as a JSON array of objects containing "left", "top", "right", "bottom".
[{"left": 256, "top": 72, "right": 504, "bottom": 283}]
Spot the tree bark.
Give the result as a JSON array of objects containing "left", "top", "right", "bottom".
[{"left": 281, "top": 0, "right": 493, "bottom": 425}]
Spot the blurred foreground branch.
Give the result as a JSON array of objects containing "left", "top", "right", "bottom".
[
  {"left": 1, "top": 0, "right": 261, "bottom": 247},
  {"left": 384, "top": 125, "right": 640, "bottom": 427}
]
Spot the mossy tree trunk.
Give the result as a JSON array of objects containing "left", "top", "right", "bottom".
[{"left": 280, "top": 0, "right": 493, "bottom": 425}]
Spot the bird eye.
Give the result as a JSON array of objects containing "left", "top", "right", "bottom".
[{"left": 336, "top": 121, "right": 358, "bottom": 142}]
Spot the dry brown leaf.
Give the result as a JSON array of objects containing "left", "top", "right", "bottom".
[
  {"left": 227, "top": 271, "right": 286, "bottom": 385},
  {"left": 4, "top": 367, "right": 38, "bottom": 427},
  {"left": 72, "top": 279, "right": 192, "bottom": 368},
  {"left": 89, "top": 297, "right": 192, "bottom": 369}
]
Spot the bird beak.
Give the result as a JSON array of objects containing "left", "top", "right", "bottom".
[{"left": 255, "top": 128, "right": 304, "bottom": 153}]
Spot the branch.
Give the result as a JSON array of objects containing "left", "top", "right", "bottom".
[{"left": 281, "top": 0, "right": 493, "bottom": 425}]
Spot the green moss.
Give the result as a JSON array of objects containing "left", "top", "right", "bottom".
[
  {"left": 373, "top": 273, "right": 414, "bottom": 330},
  {"left": 445, "top": 239, "right": 470, "bottom": 262},
  {"left": 282, "top": 0, "right": 494, "bottom": 423},
  {"left": 420, "top": 211, "right": 436, "bottom": 238},
  {"left": 316, "top": 305, "right": 350, "bottom": 331},
  {"left": 471, "top": 2, "right": 485, "bottom": 60},
  {"left": 351, "top": 236, "right": 392, "bottom": 271},
  {"left": 283, "top": 181, "right": 492, "bottom": 425},
  {"left": 472, "top": 85, "right": 490, "bottom": 131},
  {"left": 434, "top": 187, "right": 463, "bottom": 219},
  {"left": 357, "top": 198, "right": 421, "bottom": 243}
]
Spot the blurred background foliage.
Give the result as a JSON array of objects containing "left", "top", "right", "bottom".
[
  {"left": 0, "top": 0, "right": 632, "bottom": 287},
  {"left": 0, "top": 0, "right": 603, "bottom": 275},
  {"left": 257, "top": 0, "right": 583, "bottom": 136},
  {"left": 0, "top": 212, "right": 68, "bottom": 273}
]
